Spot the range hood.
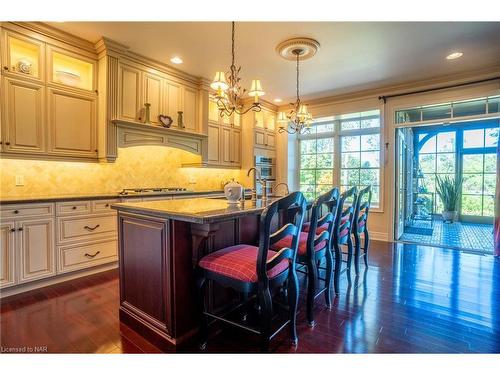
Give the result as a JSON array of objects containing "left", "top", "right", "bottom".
[{"left": 112, "top": 119, "right": 207, "bottom": 156}]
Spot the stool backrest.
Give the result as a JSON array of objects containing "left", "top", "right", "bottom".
[
  {"left": 306, "top": 187, "right": 340, "bottom": 255},
  {"left": 354, "top": 185, "right": 372, "bottom": 234},
  {"left": 258, "top": 192, "right": 307, "bottom": 283},
  {"left": 334, "top": 187, "right": 358, "bottom": 245}
]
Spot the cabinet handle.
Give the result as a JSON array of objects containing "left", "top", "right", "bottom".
[
  {"left": 72, "top": 206, "right": 77, "bottom": 210},
  {"left": 105, "top": 204, "right": 110, "bottom": 207},
  {"left": 5, "top": 142, "right": 10, "bottom": 146},
  {"left": 84, "top": 224, "right": 100, "bottom": 231},
  {"left": 18, "top": 228, "right": 23, "bottom": 231},
  {"left": 3, "top": 66, "right": 8, "bottom": 71},
  {"left": 84, "top": 251, "right": 100, "bottom": 258},
  {"left": 10, "top": 228, "right": 16, "bottom": 232},
  {"left": 13, "top": 210, "right": 19, "bottom": 214}
]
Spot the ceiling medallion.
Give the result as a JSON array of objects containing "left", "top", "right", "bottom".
[
  {"left": 210, "top": 22, "right": 264, "bottom": 118},
  {"left": 276, "top": 38, "right": 320, "bottom": 135}
]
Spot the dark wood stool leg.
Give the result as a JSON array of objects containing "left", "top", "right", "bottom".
[
  {"left": 306, "top": 256, "right": 318, "bottom": 327},
  {"left": 363, "top": 229, "right": 370, "bottom": 268},
  {"left": 288, "top": 268, "right": 299, "bottom": 346},
  {"left": 259, "top": 286, "right": 273, "bottom": 352},
  {"left": 324, "top": 248, "right": 334, "bottom": 308},
  {"left": 333, "top": 242, "right": 341, "bottom": 296},
  {"left": 196, "top": 274, "right": 208, "bottom": 350},
  {"left": 346, "top": 237, "right": 353, "bottom": 270},
  {"left": 353, "top": 232, "right": 360, "bottom": 275}
]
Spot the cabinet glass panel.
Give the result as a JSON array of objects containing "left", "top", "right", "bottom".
[
  {"left": 52, "top": 52, "right": 93, "bottom": 91},
  {"left": 8, "top": 36, "right": 41, "bottom": 79}
]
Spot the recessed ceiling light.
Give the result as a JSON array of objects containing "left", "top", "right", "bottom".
[
  {"left": 274, "top": 98, "right": 283, "bottom": 103},
  {"left": 170, "top": 56, "right": 183, "bottom": 64},
  {"left": 446, "top": 52, "right": 463, "bottom": 60}
]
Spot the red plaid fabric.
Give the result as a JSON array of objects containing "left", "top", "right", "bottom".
[
  {"left": 199, "top": 244, "right": 289, "bottom": 282},
  {"left": 271, "top": 232, "right": 327, "bottom": 256},
  {"left": 302, "top": 221, "right": 329, "bottom": 235}
]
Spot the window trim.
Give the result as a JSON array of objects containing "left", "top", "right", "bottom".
[{"left": 297, "top": 110, "right": 384, "bottom": 211}]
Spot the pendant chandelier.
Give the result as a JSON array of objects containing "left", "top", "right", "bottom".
[
  {"left": 210, "top": 22, "right": 264, "bottom": 117},
  {"left": 276, "top": 38, "right": 320, "bottom": 135}
]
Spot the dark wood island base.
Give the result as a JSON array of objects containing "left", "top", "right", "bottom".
[{"left": 113, "top": 198, "right": 272, "bottom": 350}]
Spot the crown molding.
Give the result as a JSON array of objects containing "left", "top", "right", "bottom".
[
  {"left": 292, "top": 65, "right": 500, "bottom": 110},
  {"left": 5, "top": 22, "right": 97, "bottom": 55}
]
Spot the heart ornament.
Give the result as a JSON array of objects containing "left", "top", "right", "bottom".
[{"left": 159, "top": 115, "right": 173, "bottom": 128}]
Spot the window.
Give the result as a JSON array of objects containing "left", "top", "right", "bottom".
[
  {"left": 395, "top": 95, "right": 499, "bottom": 125},
  {"left": 298, "top": 110, "right": 382, "bottom": 207},
  {"left": 299, "top": 117, "right": 335, "bottom": 202}
]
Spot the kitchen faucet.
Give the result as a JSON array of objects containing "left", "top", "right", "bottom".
[
  {"left": 247, "top": 167, "right": 267, "bottom": 201},
  {"left": 274, "top": 182, "right": 290, "bottom": 196}
]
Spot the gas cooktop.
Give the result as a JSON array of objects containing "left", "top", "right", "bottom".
[{"left": 118, "top": 188, "right": 190, "bottom": 196}]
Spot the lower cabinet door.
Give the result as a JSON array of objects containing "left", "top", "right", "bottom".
[
  {"left": 58, "top": 239, "right": 117, "bottom": 274},
  {"left": 0, "top": 221, "right": 16, "bottom": 288},
  {"left": 18, "top": 217, "right": 56, "bottom": 284}
]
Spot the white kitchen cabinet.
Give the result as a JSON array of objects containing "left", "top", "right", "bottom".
[{"left": 0, "top": 221, "right": 16, "bottom": 288}]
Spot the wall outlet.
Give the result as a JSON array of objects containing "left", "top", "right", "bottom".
[{"left": 15, "top": 175, "right": 25, "bottom": 186}]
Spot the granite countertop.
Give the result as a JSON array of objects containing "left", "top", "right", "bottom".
[
  {"left": 111, "top": 197, "right": 279, "bottom": 224},
  {"left": 0, "top": 190, "right": 230, "bottom": 205}
]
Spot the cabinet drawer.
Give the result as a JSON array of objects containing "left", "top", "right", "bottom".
[
  {"left": 56, "top": 201, "right": 92, "bottom": 216},
  {"left": 57, "top": 214, "right": 117, "bottom": 243},
  {"left": 58, "top": 239, "right": 117, "bottom": 273},
  {"left": 1, "top": 203, "right": 54, "bottom": 219},
  {"left": 91, "top": 199, "right": 119, "bottom": 213}
]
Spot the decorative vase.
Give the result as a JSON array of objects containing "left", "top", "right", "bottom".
[
  {"left": 224, "top": 179, "right": 243, "bottom": 204},
  {"left": 442, "top": 211, "right": 457, "bottom": 223},
  {"left": 143, "top": 103, "right": 151, "bottom": 124},
  {"left": 177, "top": 111, "right": 184, "bottom": 129}
]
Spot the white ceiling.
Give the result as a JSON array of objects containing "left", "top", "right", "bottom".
[{"left": 48, "top": 22, "right": 500, "bottom": 102}]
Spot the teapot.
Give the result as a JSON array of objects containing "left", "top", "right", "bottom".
[{"left": 224, "top": 179, "right": 243, "bottom": 204}]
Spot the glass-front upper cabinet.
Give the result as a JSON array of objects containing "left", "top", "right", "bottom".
[
  {"left": 47, "top": 46, "right": 96, "bottom": 92},
  {"left": 263, "top": 110, "right": 275, "bottom": 131},
  {"left": 3, "top": 32, "right": 45, "bottom": 82}
]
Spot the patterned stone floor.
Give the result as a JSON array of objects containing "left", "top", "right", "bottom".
[{"left": 400, "top": 219, "right": 494, "bottom": 253}]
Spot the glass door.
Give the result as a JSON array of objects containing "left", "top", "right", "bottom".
[{"left": 460, "top": 127, "right": 498, "bottom": 223}]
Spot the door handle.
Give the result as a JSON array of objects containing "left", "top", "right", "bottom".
[
  {"left": 84, "top": 224, "right": 100, "bottom": 231},
  {"left": 84, "top": 251, "right": 100, "bottom": 258}
]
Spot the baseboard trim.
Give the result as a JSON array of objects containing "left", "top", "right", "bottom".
[
  {"left": 0, "top": 262, "right": 118, "bottom": 298},
  {"left": 370, "top": 231, "right": 389, "bottom": 242}
]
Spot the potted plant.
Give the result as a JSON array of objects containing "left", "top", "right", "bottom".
[{"left": 435, "top": 175, "right": 462, "bottom": 223}]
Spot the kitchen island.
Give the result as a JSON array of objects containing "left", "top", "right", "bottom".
[{"left": 111, "top": 197, "right": 279, "bottom": 350}]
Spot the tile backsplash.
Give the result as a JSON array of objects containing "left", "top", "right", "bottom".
[{"left": 0, "top": 146, "right": 249, "bottom": 198}]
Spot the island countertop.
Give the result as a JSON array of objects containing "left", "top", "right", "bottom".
[{"left": 111, "top": 197, "right": 278, "bottom": 224}]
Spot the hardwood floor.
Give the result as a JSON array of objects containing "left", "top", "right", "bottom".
[{"left": 1, "top": 241, "right": 499, "bottom": 353}]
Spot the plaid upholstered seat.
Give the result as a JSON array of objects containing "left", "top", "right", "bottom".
[
  {"left": 301, "top": 222, "right": 329, "bottom": 234},
  {"left": 199, "top": 244, "right": 289, "bottom": 283},
  {"left": 271, "top": 232, "right": 327, "bottom": 255}
]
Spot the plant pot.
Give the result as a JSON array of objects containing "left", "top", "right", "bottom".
[{"left": 442, "top": 211, "right": 457, "bottom": 223}]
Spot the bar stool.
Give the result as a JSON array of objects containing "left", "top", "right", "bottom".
[
  {"left": 352, "top": 185, "right": 372, "bottom": 275},
  {"left": 332, "top": 187, "right": 358, "bottom": 295},
  {"left": 298, "top": 188, "right": 340, "bottom": 326},
  {"left": 196, "top": 192, "right": 307, "bottom": 351}
]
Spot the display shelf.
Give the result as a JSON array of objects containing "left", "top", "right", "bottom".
[{"left": 50, "top": 51, "right": 94, "bottom": 91}]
